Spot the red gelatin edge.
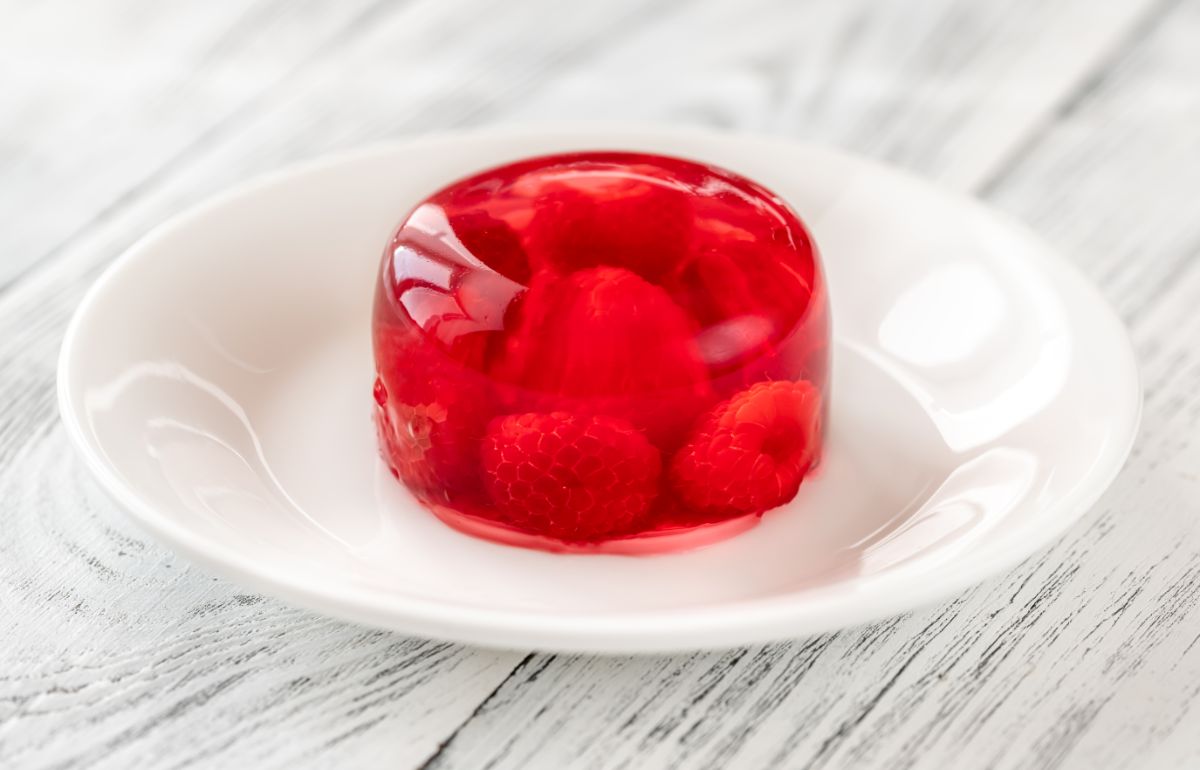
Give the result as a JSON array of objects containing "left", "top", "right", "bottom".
[
  {"left": 373, "top": 151, "right": 830, "bottom": 552},
  {"left": 427, "top": 504, "right": 764, "bottom": 555}
]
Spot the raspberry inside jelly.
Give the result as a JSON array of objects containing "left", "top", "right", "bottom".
[{"left": 373, "top": 152, "right": 829, "bottom": 551}]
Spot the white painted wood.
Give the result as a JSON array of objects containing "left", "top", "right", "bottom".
[{"left": 1, "top": 0, "right": 1195, "bottom": 767}]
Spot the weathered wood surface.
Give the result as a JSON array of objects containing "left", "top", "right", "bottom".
[{"left": 2, "top": 0, "right": 1198, "bottom": 767}]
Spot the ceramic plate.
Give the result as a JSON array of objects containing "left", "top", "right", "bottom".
[{"left": 57, "top": 127, "right": 1140, "bottom": 653}]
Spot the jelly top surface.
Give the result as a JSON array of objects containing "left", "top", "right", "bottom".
[{"left": 376, "top": 151, "right": 825, "bottom": 394}]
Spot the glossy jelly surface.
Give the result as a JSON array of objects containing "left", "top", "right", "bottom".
[{"left": 373, "top": 152, "right": 829, "bottom": 550}]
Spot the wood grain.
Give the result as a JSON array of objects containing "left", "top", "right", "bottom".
[
  {"left": 421, "top": 2, "right": 1200, "bottom": 769},
  {"left": 1, "top": 0, "right": 1197, "bottom": 767}
]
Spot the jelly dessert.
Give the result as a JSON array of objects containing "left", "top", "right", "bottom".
[{"left": 372, "top": 151, "right": 829, "bottom": 551}]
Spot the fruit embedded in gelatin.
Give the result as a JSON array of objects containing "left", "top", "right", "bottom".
[
  {"left": 481, "top": 412, "right": 662, "bottom": 540},
  {"left": 373, "top": 151, "right": 830, "bottom": 549},
  {"left": 671, "top": 380, "right": 822, "bottom": 517},
  {"left": 373, "top": 334, "right": 494, "bottom": 499},
  {"left": 524, "top": 180, "right": 693, "bottom": 282},
  {"left": 497, "top": 266, "right": 712, "bottom": 445}
]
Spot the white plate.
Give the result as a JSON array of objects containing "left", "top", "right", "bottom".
[{"left": 58, "top": 127, "right": 1140, "bottom": 653}]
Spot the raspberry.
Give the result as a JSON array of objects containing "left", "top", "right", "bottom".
[
  {"left": 481, "top": 412, "right": 662, "bottom": 541},
  {"left": 373, "top": 326, "right": 494, "bottom": 499},
  {"left": 496, "top": 266, "right": 711, "bottom": 444},
  {"left": 671, "top": 380, "right": 821, "bottom": 517},
  {"left": 523, "top": 180, "right": 692, "bottom": 281}
]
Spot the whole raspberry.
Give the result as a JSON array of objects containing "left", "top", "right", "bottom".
[
  {"left": 496, "top": 266, "right": 711, "bottom": 444},
  {"left": 481, "top": 412, "right": 662, "bottom": 541},
  {"left": 671, "top": 380, "right": 821, "bottom": 517}
]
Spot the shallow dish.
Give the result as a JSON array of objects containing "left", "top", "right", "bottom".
[{"left": 58, "top": 127, "right": 1140, "bottom": 653}]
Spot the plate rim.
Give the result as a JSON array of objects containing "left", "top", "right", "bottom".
[{"left": 56, "top": 125, "right": 1142, "bottom": 652}]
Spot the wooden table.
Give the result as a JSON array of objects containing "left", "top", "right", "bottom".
[{"left": 2, "top": 0, "right": 1198, "bottom": 767}]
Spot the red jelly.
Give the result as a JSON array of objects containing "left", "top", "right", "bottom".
[{"left": 373, "top": 152, "right": 829, "bottom": 551}]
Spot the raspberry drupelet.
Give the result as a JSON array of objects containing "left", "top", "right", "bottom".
[{"left": 373, "top": 151, "right": 829, "bottom": 550}]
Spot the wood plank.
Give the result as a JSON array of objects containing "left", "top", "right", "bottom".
[
  {"left": 0, "top": 0, "right": 1184, "bottom": 767},
  {"left": 0, "top": 0, "right": 397, "bottom": 293},
  {"left": 498, "top": 0, "right": 1157, "bottom": 190}
]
